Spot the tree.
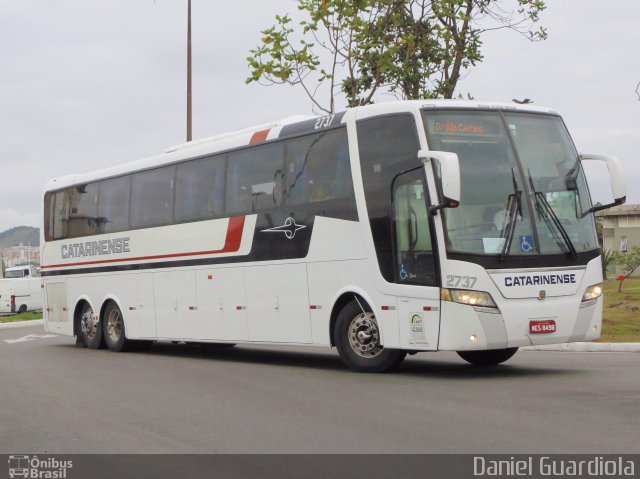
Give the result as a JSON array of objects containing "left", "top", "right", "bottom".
[
  {"left": 246, "top": 0, "right": 547, "bottom": 113},
  {"left": 601, "top": 246, "right": 614, "bottom": 280},
  {"left": 612, "top": 245, "right": 640, "bottom": 292}
]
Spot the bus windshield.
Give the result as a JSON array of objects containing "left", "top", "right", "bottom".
[{"left": 422, "top": 110, "right": 598, "bottom": 258}]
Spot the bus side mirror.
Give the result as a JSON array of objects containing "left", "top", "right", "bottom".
[
  {"left": 579, "top": 153, "right": 626, "bottom": 216},
  {"left": 418, "top": 149, "right": 461, "bottom": 215}
]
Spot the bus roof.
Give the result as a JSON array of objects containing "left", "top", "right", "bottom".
[{"left": 43, "top": 100, "right": 557, "bottom": 193}]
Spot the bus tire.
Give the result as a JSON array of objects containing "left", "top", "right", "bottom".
[
  {"left": 334, "top": 301, "right": 406, "bottom": 373},
  {"left": 457, "top": 347, "right": 518, "bottom": 366},
  {"left": 79, "top": 302, "right": 103, "bottom": 349},
  {"left": 103, "top": 302, "right": 134, "bottom": 352}
]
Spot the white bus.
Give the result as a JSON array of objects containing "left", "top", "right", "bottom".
[{"left": 41, "top": 100, "right": 625, "bottom": 371}]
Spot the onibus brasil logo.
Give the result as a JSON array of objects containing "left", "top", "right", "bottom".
[
  {"left": 8, "top": 455, "right": 72, "bottom": 478},
  {"left": 260, "top": 217, "right": 307, "bottom": 239}
]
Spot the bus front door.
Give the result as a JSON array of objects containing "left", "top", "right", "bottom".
[{"left": 393, "top": 167, "right": 441, "bottom": 350}]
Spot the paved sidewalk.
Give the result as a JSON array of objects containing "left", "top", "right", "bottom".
[
  {"left": 0, "top": 319, "right": 44, "bottom": 330},
  {"left": 524, "top": 342, "right": 640, "bottom": 352}
]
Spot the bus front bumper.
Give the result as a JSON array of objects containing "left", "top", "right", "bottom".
[{"left": 437, "top": 296, "right": 602, "bottom": 351}]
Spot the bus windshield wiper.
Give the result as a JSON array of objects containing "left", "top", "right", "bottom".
[
  {"left": 528, "top": 172, "right": 578, "bottom": 259},
  {"left": 500, "top": 168, "right": 522, "bottom": 261}
]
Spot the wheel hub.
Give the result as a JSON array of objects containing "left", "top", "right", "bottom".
[
  {"left": 348, "top": 313, "right": 383, "bottom": 358},
  {"left": 81, "top": 310, "right": 97, "bottom": 339},
  {"left": 106, "top": 309, "right": 123, "bottom": 343}
]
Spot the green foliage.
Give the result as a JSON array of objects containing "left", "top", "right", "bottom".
[
  {"left": 602, "top": 279, "right": 640, "bottom": 343},
  {"left": 600, "top": 246, "right": 614, "bottom": 279},
  {"left": 247, "top": 0, "right": 547, "bottom": 112},
  {"left": 0, "top": 312, "right": 43, "bottom": 323},
  {"left": 611, "top": 245, "right": 640, "bottom": 292}
]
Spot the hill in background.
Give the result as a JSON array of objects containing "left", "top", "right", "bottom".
[{"left": 0, "top": 226, "right": 40, "bottom": 249}]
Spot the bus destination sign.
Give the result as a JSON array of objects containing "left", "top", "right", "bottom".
[{"left": 433, "top": 122, "right": 485, "bottom": 135}]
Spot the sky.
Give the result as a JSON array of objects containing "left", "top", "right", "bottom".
[{"left": 0, "top": 0, "right": 638, "bottom": 233}]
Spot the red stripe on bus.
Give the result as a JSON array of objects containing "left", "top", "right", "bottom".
[
  {"left": 223, "top": 216, "right": 245, "bottom": 251},
  {"left": 41, "top": 216, "right": 246, "bottom": 270},
  {"left": 249, "top": 129, "right": 270, "bottom": 144}
]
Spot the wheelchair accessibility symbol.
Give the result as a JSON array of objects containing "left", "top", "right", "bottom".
[
  {"left": 519, "top": 235, "right": 534, "bottom": 253},
  {"left": 399, "top": 264, "right": 409, "bottom": 281},
  {"left": 399, "top": 264, "right": 416, "bottom": 281}
]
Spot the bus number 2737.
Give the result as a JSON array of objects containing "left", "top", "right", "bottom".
[
  {"left": 446, "top": 275, "right": 478, "bottom": 288},
  {"left": 314, "top": 114, "right": 335, "bottom": 129}
]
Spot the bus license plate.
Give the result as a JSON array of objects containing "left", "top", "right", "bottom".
[{"left": 529, "top": 320, "right": 556, "bottom": 334}]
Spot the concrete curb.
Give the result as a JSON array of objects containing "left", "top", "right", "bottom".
[
  {"left": 0, "top": 319, "right": 44, "bottom": 330},
  {"left": 524, "top": 342, "right": 640, "bottom": 352}
]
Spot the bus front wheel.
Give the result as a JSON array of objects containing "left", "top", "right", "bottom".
[
  {"left": 457, "top": 347, "right": 518, "bottom": 366},
  {"left": 334, "top": 301, "right": 406, "bottom": 373}
]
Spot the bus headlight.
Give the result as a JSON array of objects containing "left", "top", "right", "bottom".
[
  {"left": 582, "top": 283, "right": 603, "bottom": 302},
  {"left": 441, "top": 288, "right": 499, "bottom": 312}
]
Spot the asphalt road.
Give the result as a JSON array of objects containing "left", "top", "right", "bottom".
[{"left": 1, "top": 325, "right": 638, "bottom": 454}]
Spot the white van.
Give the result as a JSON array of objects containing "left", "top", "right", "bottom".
[{"left": 0, "top": 266, "right": 42, "bottom": 314}]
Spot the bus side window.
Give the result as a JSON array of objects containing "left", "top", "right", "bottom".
[
  {"left": 284, "top": 135, "right": 317, "bottom": 206},
  {"left": 53, "top": 190, "right": 69, "bottom": 240},
  {"left": 44, "top": 192, "right": 55, "bottom": 241},
  {"left": 175, "top": 155, "right": 225, "bottom": 223},
  {"left": 284, "top": 128, "right": 357, "bottom": 221},
  {"left": 225, "top": 143, "right": 284, "bottom": 215},
  {"left": 98, "top": 176, "right": 131, "bottom": 234},
  {"left": 357, "top": 114, "right": 421, "bottom": 283},
  {"left": 130, "top": 166, "right": 176, "bottom": 229},
  {"left": 68, "top": 183, "right": 99, "bottom": 238}
]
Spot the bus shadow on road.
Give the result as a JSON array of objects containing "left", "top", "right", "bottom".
[
  {"left": 396, "top": 356, "right": 573, "bottom": 380},
  {"left": 114, "top": 341, "right": 574, "bottom": 379},
  {"left": 142, "top": 341, "right": 348, "bottom": 371}
]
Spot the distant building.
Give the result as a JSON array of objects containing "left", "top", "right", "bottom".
[
  {"left": 597, "top": 204, "right": 640, "bottom": 277},
  {"left": 1, "top": 243, "right": 40, "bottom": 268}
]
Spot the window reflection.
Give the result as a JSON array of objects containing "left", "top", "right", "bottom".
[
  {"left": 285, "top": 128, "right": 356, "bottom": 219},
  {"left": 44, "top": 127, "right": 358, "bottom": 241},
  {"left": 175, "top": 156, "right": 225, "bottom": 223},
  {"left": 68, "top": 184, "right": 99, "bottom": 238},
  {"left": 98, "top": 176, "right": 131, "bottom": 234},
  {"left": 226, "top": 143, "right": 284, "bottom": 215},
  {"left": 130, "top": 167, "right": 175, "bottom": 229}
]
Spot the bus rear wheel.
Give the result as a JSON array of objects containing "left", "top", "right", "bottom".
[
  {"left": 79, "top": 302, "right": 103, "bottom": 349},
  {"left": 103, "top": 302, "right": 135, "bottom": 352},
  {"left": 334, "top": 301, "right": 406, "bottom": 373},
  {"left": 457, "top": 347, "right": 518, "bottom": 366}
]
